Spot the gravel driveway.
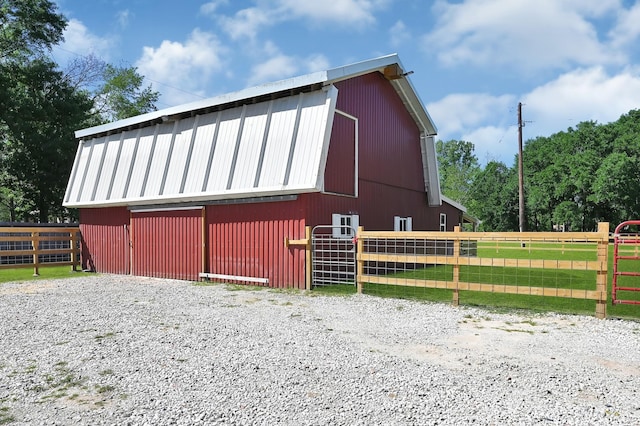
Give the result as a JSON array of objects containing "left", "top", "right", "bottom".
[{"left": 1, "top": 275, "right": 639, "bottom": 425}]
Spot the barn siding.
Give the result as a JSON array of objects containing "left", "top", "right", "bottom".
[
  {"left": 206, "top": 200, "right": 306, "bottom": 289},
  {"left": 324, "top": 112, "right": 356, "bottom": 195},
  {"left": 307, "top": 72, "right": 448, "bottom": 231},
  {"left": 79, "top": 207, "right": 130, "bottom": 274},
  {"left": 131, "top": 209, "right": 202, "bottom": 281},
  {"left": 333, "top": 73, "right": 425, "bottom": 193}
]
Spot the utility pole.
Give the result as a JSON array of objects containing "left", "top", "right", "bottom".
[{"left": 518, "top": 102, "right": 526, "bottom": 233}]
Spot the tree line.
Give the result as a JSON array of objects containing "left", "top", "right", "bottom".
[
  {"left": 0, "top": 0, "right": 158, "bottom": 222},
  {"left": 438, "top": 109, "right": 640, "bottom": 232}
]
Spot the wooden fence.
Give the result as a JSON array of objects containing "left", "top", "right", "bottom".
[
  {"left": 356, "top": 223, "right": 610, "bottom": 318},
  {"left": 0, "top": 226, "right": 81, "bottom": 276}
]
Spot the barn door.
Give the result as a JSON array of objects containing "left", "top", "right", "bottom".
[
  {"left": 311, "top": 224, "right": 357, "bottom": 287},
  {"left": 130, "top": 208, "right": 204, "bottom": 281}
]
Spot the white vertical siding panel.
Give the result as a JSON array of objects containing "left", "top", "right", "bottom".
[
  {"left": 289, "top": 92, "right": 331, "bottom": 188},
  {"left": 163, "top": 117, "right": 196, "bottom": 195},
  {"left": 67, "top": 141, "right": 92, "bottom": 203},
  {"left": 125, "top": 126, "right": 156, "bottom": 198},
  {"left": 144, "top": 122, "right": 175, "bottom": 197},
  {"left": 205, "top": 108, "right": 242, "bottom": 192},
  {"left": 258, "top": 96, "right": 298, "bottom": 187},
  {"left": 110, "top": 131, "right": 138, "bottom": 200},
  {"left": 183, "top": 113, "right": 218, "bottom": 193},
  {"left": 65, "top": 89, "right": 336, "bottom": 207},
  {"left": 79, "top": 137, "right": 106, "bottom": 203},
  {"left": 231, "top": 102, "right": 269, "bottom": 190},
  {"left": 94, "top": 134, "right": 123, "bottom": 201}
]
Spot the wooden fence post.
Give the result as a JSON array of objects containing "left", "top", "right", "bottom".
[
  {"left": 595, "top": 222, "right": 609, "bottom": 319},
  {"left": 305, "top": 226, "right": 312, "bottom": 291},
  {"left": 71, "top": 230, "right": 78, "bottom": 272},
  {"left": 357, "top": 226, "right": 364, "bottom": 294},
  {"left": 32, "top": 231, "right": 40, "bottom": 276},
  {"left": 452, "top": 226, "right": 461, "bottom": 306}
]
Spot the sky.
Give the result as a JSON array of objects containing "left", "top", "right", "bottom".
[{"left": 51, "top": 0, "right": 640, "bottom": 166}]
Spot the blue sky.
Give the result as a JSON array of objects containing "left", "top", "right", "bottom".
[{"left": 52, "top": 0, "right": 640, "bottom": 166}]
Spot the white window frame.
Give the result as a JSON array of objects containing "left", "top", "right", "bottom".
[
  {"left": 332, "top": 213, "right": 359, "bottom": 238},
  {"left": 439, "top": 213, "right": 447, "bottom": 232},
  {"left": 394, "top": 216, "right": 413, "bottom": 232}
]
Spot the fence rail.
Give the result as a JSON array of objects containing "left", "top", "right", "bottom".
[
  {"left": 0, "top": 226, "right": 81, "bottom": 276},
  {"left": 356, "top": 223, "right": 610, "bottom": 318}
]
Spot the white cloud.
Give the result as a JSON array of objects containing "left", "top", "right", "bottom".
[
  {"left": 427, "top": 93, "right": 516, "bottom": 164},
  {"left": 427, "top": 93, "right": 515, "bottom": 137},
  {"left": 463, "top": 125, "right": 518, "bottom": 165},
  {"left": 523, "top": 66, "right": 640, "bottom": 135},
  {"left": 56, "top": 18, "right": 113, "bottom": 61},
  {"left": 247, "top": 53, "right": 330, "bottom": 86},
  {"left": 304, "top": 54, "right": 330, "bottom": 73},
  {"left": 208, "top": 0, "right": 389, "bottom": 41},
  {"left": 200, "top": 0, "right": 228, "bottom": 16},
  {"left": 609, "top": 2, "right": 640, "bottom": 48},
  {"left": 276, "top": 0, "right": 388, "bottom": 25},
  {"left": 247, "top": 54, "right": 299, "bottom": 86},
  {"left": 135, "top": 29, "right": 227, "bottom": 106},
  {"left": 217, "top": 7, "right": 272, "bottom": 40},
  {"left": 389, "top": 20, "right": 410, "bottom": 48},
  {"left": 424, "top": 0, "right": 624, "bottom": 71},
  {"left": 116, "top": 10, "right": 131, "bottom": 29},
  {"left": 428, "top": 67, "right": 640, "bottom": 165}
]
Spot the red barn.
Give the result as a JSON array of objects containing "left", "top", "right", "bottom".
[{"left": 63, "top": 54, "right": 469, "bottom": 288}]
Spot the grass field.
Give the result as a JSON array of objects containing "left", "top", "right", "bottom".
[
  {"left": 318, "top": 242, "right": 640, "bottom": 319},
  {"left": 0, "top": 265, "right": 86, "bottom": 283}
]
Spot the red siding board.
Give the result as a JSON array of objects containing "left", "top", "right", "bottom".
[
  {"left": 131, "top": 209, "right": 202, "bottom": 281},
  {"left": 334, "top": 73, "right": 425, "bottom": 193},
  {"left": 206, "top": 200, "right": 306, "bottom": 289},
  {"left": 79, "top": 207, "right": 130, "bottom": 274},
  {"left": 324, "top": 113, "right": 356, "bottom": 195}
]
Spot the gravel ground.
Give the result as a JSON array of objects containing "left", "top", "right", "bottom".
[{"left": 0, "top": 275, "right": 639, "bottom": 425}]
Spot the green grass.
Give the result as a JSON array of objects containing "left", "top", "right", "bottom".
[
  {"left": 0, "top": 265, "right": 86, "bottom": 284},
  {"left": 315, "top": 243, "right": 640, "bottom": 319}
]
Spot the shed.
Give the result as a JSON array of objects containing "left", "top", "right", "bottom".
[{"left": 63, "top": 54, "right": 467, "bottom": 287}]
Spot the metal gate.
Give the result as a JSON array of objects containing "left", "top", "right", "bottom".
[
  {"left": 612, "top": 220, "right": 640, "bottom": 305},
  {"left": 311, "top": 225, "right": 357, "bottom": 287}
]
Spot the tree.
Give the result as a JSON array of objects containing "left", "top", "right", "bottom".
[
  {"left": 0, "top": 58, "right": 93, "bottom": 221},
  {"left": 63, "top": 55, "right": 159, "bottom": 124},
  {"left": 0, "top": 0, "right": 66, "bottom": 61},
  {"left": 590, "top": 152, "right": 640, "bottom": 226},
  {"left": 96, "top": 64, "right": 159, "bottom": 122},
  {"left": 436, "top": 139, "right": 480, "bottom": 207},
  {"left": 0, "top": 9, "right": 159, "bottom": 222},
  {"left": 468, "top": 161, "right": 519, "bottom": 231}
]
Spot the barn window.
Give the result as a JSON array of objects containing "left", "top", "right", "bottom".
[
  {"left": 439, "top": 213, "right": 447, "bottom": 232},
  {"left": 332, "top": 213, "right": 359, "bottom": 238},
  {"left": 394, "top": 216, "right": 412, "bottom": 232}
]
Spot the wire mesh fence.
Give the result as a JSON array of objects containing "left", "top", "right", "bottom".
[
  {"left": 0, "top": 226, "right": 81, "bottom": 274},
  {"left": 356, "top": 224, "right": 610, "bottom": 318}
]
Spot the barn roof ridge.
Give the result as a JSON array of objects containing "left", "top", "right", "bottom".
[{"left": 76, "top": 53, "right": 436, "bottom": 139}]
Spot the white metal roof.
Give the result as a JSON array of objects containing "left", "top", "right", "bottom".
[{"left": 64, "top": 54, "right": 442, "bottom": 208}]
